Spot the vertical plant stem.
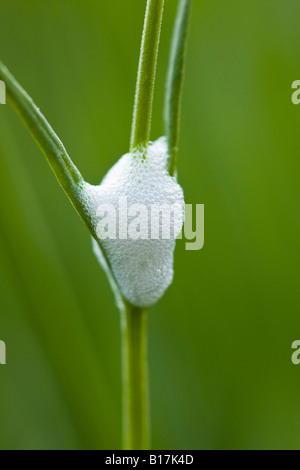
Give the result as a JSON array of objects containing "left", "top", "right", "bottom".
[
  {"left": 122, "top": 0, "right": 165, "bottom": 450},
  {"left": 130, "top": 0, "right": 165, "bottom": 152},
  {"left": 121, "top": 303, "right": 149, "bottom": 450},
  {"left": 165, "top": 0, "right": 192, "bottom": 176}
]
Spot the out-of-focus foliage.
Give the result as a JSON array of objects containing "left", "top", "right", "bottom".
[{"left": 0, "top": 0, "right": 300, "bottom": 450}]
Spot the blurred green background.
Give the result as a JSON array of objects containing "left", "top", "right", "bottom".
[{"left": 0, "top": 0, "right": 300, "bottom": 450}]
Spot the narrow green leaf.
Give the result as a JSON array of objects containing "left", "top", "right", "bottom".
[
  {"left": 165, "top": 0, "right": 192, "bottom": 176},
  {"left": 0, "top": 61, "right": 94, "bottom": 232}
]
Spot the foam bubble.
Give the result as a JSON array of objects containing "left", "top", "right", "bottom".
[{"left": 80, "top": 137, "right": 185, "bottom": 307}]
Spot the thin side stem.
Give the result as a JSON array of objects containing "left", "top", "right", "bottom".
[
  {"left": 121, "top": 303, "right": 149, "bottom": 450},
  {"left": 0, "top": 61, "right": 92, "bottom": 230},
  {"left": 165, "top": 0, "right": 192, "bottom": 176},
  {"left": 130, "top": 0, "right": 165, "bottom": 152}
]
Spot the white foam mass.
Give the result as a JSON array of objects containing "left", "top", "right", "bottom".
[{"left": 80, "top": 137, "right": 185, "bottom": 307}]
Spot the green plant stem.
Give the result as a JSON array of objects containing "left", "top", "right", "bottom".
[
  {"left": 123, "top": 0, "right": 165, "bottom": 448},
  {"left": 121, "top": 303, "right": 149, "bottom": 450},
  {"left": 165, "top": 0, "right": 192, "bottom": 176},
  {"left": 130, "top": 0, "right": 165, "bottom": 152},
  {"left": 0, "top": 61, "right": 125, "bottom": 296},
  {"left": 0, "top": 61, "right": 92, "bottom": 232}
]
